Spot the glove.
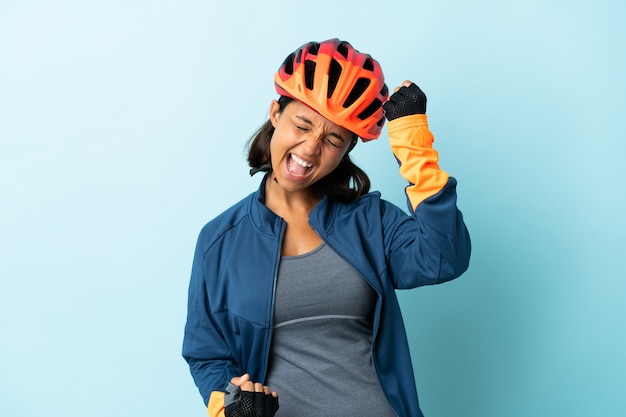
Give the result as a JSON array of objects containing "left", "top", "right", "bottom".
[
  {"left": 224, "top": 383, "right": 279, "bottom": 417},
  {"left": 382, "top": 83, "right": 427, "bottom": 120}
]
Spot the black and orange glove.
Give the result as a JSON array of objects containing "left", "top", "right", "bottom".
[{"left": 382, "top": 82, "right": 427, "bottom": 120}]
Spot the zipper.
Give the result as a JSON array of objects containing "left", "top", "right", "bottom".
[
  {"left": 309, "top": 226, "right": 400, "bottom": 417},
  {"left": 260, "top": 218, "right": 286, "bottom": 383}
]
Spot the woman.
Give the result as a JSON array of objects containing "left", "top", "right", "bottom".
[{"left": 183, "top": 38, "right": 471, "bottom": 417}]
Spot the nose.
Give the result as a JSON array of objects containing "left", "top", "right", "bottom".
[{"left": 301, "top": 133, "right": 322, "bottom": 156}]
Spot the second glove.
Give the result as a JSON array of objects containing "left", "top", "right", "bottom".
[
  {"left": 382, "top": 83, "right": 427, "bottom": 120},
  {"left": 224, "top": 382, "right": 279, "bottom": 417}
]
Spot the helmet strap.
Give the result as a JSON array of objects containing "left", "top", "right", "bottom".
[{"left": 249, "top": 163, "right": 272, "bottom": 176}]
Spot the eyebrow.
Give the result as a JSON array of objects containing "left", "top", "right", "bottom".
[{"left": 295, "top": 115, "right": 346, "bottom": 142}]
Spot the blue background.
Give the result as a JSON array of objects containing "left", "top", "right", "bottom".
[{"left": 1, "top": 1, "right": 624, "bottom": 416}]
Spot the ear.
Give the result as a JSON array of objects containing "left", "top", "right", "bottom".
[{"left": 269, "top": 100, "right": 281, "bottom": 128}]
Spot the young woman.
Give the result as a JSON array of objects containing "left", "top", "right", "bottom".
[{"left": 183, "top": 38, "right": 471, "bottom": 417}]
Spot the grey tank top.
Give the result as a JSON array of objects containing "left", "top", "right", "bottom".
[{"left": 265, "top": 242, "right": 396, "bottom": 417}]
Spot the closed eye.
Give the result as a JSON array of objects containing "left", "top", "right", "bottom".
[
  {"left": 293, "top": 115, "right": 347, "bottom": 148},
  {"left": 326, "top": 137, "right": 341, "bottom": 148}
]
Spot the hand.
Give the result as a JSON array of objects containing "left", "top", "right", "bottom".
[
  {"left": 224, "top": 374, "right": 279, "bottom": 417},
  {"left": 382, "top": 80, "right": 427, "bottom": 120}
]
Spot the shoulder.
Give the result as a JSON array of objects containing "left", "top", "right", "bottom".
[
  {"left": 196, "top": 192, "right": 255, "bottom": 249},
  {"left": 339, "top": 191, "right": 405, "bottom": 216},
  {"left": 314, "top": 190, "right": 407, "bottom": 229}
]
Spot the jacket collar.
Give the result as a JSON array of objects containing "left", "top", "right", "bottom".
[
  {"left": 248, "top": 174, "right": 281, "bottom": 237},
  {"left": 249, "top": 174, "right": 335, "bottom": 237}
]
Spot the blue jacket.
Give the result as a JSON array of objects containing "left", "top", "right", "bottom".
[{"left": 183, "top": 114, "right": 471, "bottom": 416}]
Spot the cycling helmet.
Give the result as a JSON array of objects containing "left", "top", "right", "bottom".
[{"left": 274, "top": 38, "right": 388, "bottom": 141}]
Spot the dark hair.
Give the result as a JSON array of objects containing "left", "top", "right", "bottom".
[{"left": 246, "top": 96, "right": 371, "bottom": 203}]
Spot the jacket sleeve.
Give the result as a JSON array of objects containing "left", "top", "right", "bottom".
[
  {"left": 182, "top": 233, "right": 241, "bottom": 414},
  {"left": 207, "top": 392, "right": 226, "bottom": 417},
  {"left": 385, "top": 114, "right": 471, "bottom": 287}
]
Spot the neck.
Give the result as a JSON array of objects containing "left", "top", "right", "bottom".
[{"left": 263, "top": 172, "right": 321, "bottom": 218}]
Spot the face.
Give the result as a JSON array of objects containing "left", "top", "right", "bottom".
[{"left": 268, "top": 99, "right": 354, "bottom": 193}]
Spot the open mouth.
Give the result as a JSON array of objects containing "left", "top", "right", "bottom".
[{"left": 287, "top": 153, "right": 313, "bottom": 177}]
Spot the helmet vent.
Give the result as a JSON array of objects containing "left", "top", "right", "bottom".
[
  {"left": 304, "top": 60, "right": 316, "bottom": 89},
  {"left": 295, "top": 49, "right": 303, "bottom": 63},
  {"left": 327, "top": 59, "right": 342, "bottom": 98},
  {"left": 357, "top": 98, "right": 382, "bottom": 120},
  {"left": 336, "top": 41, "right": 349, "bottom": 58},
  {"left": 343, "top": 77, "right": 370, "bottom": 108},
  {"left": 380, "top": 84, "right": 388, "bottom": 97},
  {"left": 363, "top": 57, "right": 374, "bottom": 71},
  {"left": 282, "top": 53, "right": 295, "bottom": 75},
  {"left": 308, "top": 42, "right": 320, "bottom": 55}
]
